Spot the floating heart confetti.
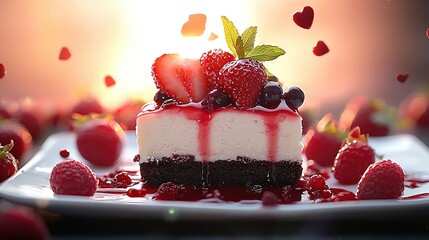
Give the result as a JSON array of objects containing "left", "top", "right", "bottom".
[
  {"left": 396, "top": 73, "right": 409, "bottom": 83},
  {"left": 181, "top": 14, "right": 207, "bottom": 37},
  {"left": 59, "top": 47, "right": 71, "bottom": 60},
  {"left": 293, "top": 6, "right": 314, "bottom": 29},
  {"left": 104, "top": 75, "right": 116, "bottom": 87},
  {"left": 0, "top": 64, "right": 5, "bottom": 79},
  {"left": 208, "top": 32, "right": 218, "bottom": 41},
  {"left": 313, "top": 41, "right": 329, "bottom": 56}
]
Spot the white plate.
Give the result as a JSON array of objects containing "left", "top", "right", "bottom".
[{"left": 0, "top": 132, "right": 429, "bottom": 220}]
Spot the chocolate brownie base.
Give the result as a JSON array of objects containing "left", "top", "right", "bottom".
[{"left": 139, "top": 155, "right": 302, "bottom": 187}]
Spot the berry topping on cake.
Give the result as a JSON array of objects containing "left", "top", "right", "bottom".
[
  {"left": 303, "top": 114, "right": 346, "bottom": 167},
  {"left": 218, "top": 59, "right": 268, "bottom": 109},
  {"left": 313, "top": 41, "right": 329, "bottom": 56},
  {"left": 0, "top": 141, "right": 18, "bottom": 183},
  {"left": 332, "top": 127, "right": 375, "bottom": 185},
  {"left": 75, "top": 115, "right": 124, "bottom": 167},
  {"left": 153, "top": 90, "right": 171, "bottom": 106},
  {"left": 293, "top": 6, "right": 314, "bottom": 29},
  {"left": 200, "top": 48, "right": 235, "bottom": 88},
  {"left": 50, "top": 159, "right": 98, "bottom": 196},
  {"left": 201, "top": 89, "right": 232, "bottom": 112},
  {"left": 152, "top": 53, "right": 209, "bottom": 103},
  {"left": 357, "top": 159, "right": 405, "bottom": 200},
  {"left": 258, "top": 81, "right": 283, "bottom": 109},
  {"left": 283, "top": 86, "right": 305, "bottom": 111}
]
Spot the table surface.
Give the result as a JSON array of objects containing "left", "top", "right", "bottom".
[{"left": 1, "top": 129, "right": 429, "bottom": 239}]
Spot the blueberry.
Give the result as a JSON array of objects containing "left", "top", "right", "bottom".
[
  {"left": 153, "top": 90, "right": 171, "bottom": 105},
  {"left": 283, "top": 86, "right": 305, "bottom": 110},
  {"left": 201, "top": 89, "right": 232, "bottom": 112},
  {"left": 258, "top": 82, "right": 283, "bottom": 109}
]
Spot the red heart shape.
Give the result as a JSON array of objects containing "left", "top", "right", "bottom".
[
  {"left": 396, "top": 73, "right": 409, "bottom": 83},
  {"left": 104, "top": 75, "right": 116, "bottom": 87},
  {"left": 0, "top": 63, "right": 5, "bottom": 79},
  {"left": 293, "top": 6, "right": 314, "bottom": 29},
  {"left": 181, "top": 14, "right": 207, "bottom": 37},
  {"left": 59, "top": 47, "right": 71, "bottom": 60},
  {"left": 313, "top": 41, "right": 329, "bottom": 56}
]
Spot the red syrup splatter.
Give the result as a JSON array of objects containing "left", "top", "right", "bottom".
[
  {"left": 405, "top": 178, "right": 429, "bottom": 189},
  {"left": 401, "top": 193, "right": 429, "bottom": 200}
]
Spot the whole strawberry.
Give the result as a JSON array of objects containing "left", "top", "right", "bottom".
[
  {"left": 76, "top": 116, "right": 124, "bottom": 167},
  {"left": 0, "top": 141, "right": 18, "bottom": 183},
  {"left": 332, "top": 128, "right": 375, "bottom": 185},
  {"left": 50, "top": 159, "right": 98, "bottom": 196},
  {"left": 357, "top": 159, "right": 405, "bottom": 200},
  {"left": 0, "top": 119, "right": 32, "bottom": 160},
  {"left": 200, "top": 48, "right": 235, "bottom": 88},
  {"left": 303, "top": 114, "right": 346, "bottom": 167},
  {"left": 68, "top": 98, "right": 105, "bottom": 130},
  {"left": 218, "top": 59, "right": 267, "bottom": 109},
  {"left": 339, "top": 96, "right": 394, "bottom": 136},
  {"left": 0, "top": 206, "right": 50, "bottom": 240}
]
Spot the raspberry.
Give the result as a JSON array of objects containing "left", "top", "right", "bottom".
[
  {"left": 332, "top": 140, "right": 375, "bottom": 185},
  {"left": 49, "top": 159, "right": 98, "bottom": 196},
  {"left": 200, "top": 49, "right": 235, "bottom": 88},
  {"left": 306, "top": 174, "right": 327, "bottom": 192},
  {"left": 0, "top": 206, "right": 50, "bottom": 240},
  {"left": 357, "top": 160, "right": 405, "bottom": 200},
  {"left": 153, "top": 182, "right": 181, "bottom": 200},
  {"left": 112, "top": 172, "right": 132, "bottom": 188},
  {"left": 218, "top": 59, "right": 267, "bottom": 109},
  {"left": 261, "top": 191, "right": 279, "bottom": 206}
]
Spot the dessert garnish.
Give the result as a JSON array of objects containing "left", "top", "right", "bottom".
[
  {"left": 74, "top": 114, "right": 124, "bottom": 167},
  {"left": 0, "top": 119, "right": 32, "bottom": 160},
  {"left": 357, "top": 159, "right": 405, "bottom": 200},
  {"left": 303, "top": 114, "right": 347, "bottom": 167},
  {"left": 313, "top": 40, "right": 329, "bottom": 56},
  {"left": 59, "top": 148, "right": 70, "bottom": 159},
  {"left": 332, "top": 127, "right": 375, "bottom": 185},
  {"left": 293, "top": 6, "right": 315, "bottom": 29},
  {"left": 50, "top": 159, "right": 98, "bottom": 196},
  {"left": 58, "top": 47, "right": 71, "bottom": 60},
  {"left": 104, "top": 75, "right": 116, "bottom": 87},
  {"left": 0, "top": 141, "right": 18, "bottom": 183}
]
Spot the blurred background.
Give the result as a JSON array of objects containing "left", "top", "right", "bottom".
[{"left": 0, "top": 0, "right": 428, "bottom": 117}]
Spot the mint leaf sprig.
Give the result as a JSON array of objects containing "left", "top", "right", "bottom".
[{"left": 221, "top": 16, "right": 285, "bottom": 62}]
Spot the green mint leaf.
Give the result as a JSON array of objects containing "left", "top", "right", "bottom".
[
  {"left": 241, "top": 26, "right": 257, "bottom": 54},
  {"left": 235, "top": 36, "right": 245, "bottom": 59},
  {"left": 245, "top": 45, "right": 285, "bottom": 61},
  {"left": 221, "top": 16, "right": 240, "bottom": 57}
]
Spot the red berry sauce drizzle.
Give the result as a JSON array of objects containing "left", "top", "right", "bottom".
[{"left": 94, "top": 160, "right": 429, "bottom": 204}]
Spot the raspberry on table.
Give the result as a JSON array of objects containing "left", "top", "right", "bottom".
[
  {"left": 49, "top": 159, "right": 98, "bottom": 196},
  {"left": 357, "top": 159, "right": 405, "bottom": 200}
]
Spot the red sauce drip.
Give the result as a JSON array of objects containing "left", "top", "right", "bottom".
[
  {"left": 401, "top": 193, "right": 429, "bottom": 200},
  {"left": 405, "top": 178, "right": 429, "bottom": 189},
  {"left": 261, "top": 112, "right": 279, "bottom": 161}
]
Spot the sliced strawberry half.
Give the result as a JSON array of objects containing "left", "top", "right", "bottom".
[{"left": 151, "top": 54, "right": 208, "bottom": 103}]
